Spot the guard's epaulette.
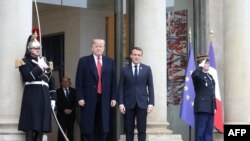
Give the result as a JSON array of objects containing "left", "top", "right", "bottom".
[{"left": 15, "top": 58, "right": 26, "bottom": 68}]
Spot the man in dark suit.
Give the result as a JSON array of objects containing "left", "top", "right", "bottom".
[
  {"left": 192, "top": 54, "right": 216, "bottom": 141},
  {"left": 56, "top": 76, "right": 76, "bottom": 141},
  {"left": 118, "top": 47, "right": 154, "bottom": 141},
  {"left": 75, "top": 39, "right": 117, "bottom": 141}
]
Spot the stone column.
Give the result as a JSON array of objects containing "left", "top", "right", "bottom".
[
  {"left": 224, "top": 0, "right": 250, "bottom": 124},
  {"left": 135, "top": 0, "right": 166, "bottom": 125},
  {"left": 0, "top": 0, "right": 34, "bottom": 140},
  {"left": 194, "top": 0, "right": 209, "bottom": 55},
  {"left": 133, "top": 0, "right": 182, "bottom": 140}
]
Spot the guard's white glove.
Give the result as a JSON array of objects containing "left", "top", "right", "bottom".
[
  {"left": 198, "top": 59, "right": 206, "bottom": 68},
  {"left": 38, "top": 57, "right": 49, "bottom": 69},
  {"left": 51, "top": 100, "right": 56, "bottom": 110}
]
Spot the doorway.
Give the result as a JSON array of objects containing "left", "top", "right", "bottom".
[{"left": 42, "top": 33, "right": 65, "bottom": 88}]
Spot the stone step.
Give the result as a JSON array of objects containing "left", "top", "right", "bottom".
[
  {"left": 213, "top": 132, "right": 224, "bottom": 141},
  {"left": 118, "top": 122, "right": 183, "bottom": 141},
  {"left": 119, "top": 134, "right": 183, "bottom": 141},
  {"left": 148, "top": 134, "right": 183, "bottom": 141},
  {"left": 0, "top": 119, "right": 20, "bottom": 134},
  {"left": 146, "top": 127, "right": 173, "bottom": 134}
]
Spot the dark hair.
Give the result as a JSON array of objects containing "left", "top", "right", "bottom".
[{"left": 130, "top": 47, "right": 143, "bottom": 54}]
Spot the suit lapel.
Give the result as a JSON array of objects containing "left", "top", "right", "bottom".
[
  {"left": 102, "top": 55, "right": 106, "bottom": 75},
  {"left": 127, "top": 63, "right": 134, "bottom": 78},
  {"left": 138, "top": 64, "right": 144, "bottom": 78},
  {"left": 67, "top": 88, "right": 73, "bottom": 100},
  {"left": 60, "top": 88, "right": 67, "bottom": 101},
  {"left": 88, "top": 55, "right": 98, "bottom": 80}
]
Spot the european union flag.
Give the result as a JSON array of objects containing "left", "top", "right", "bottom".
[{"left": 180, "top": 42, "right": 195, "bottom": 128}]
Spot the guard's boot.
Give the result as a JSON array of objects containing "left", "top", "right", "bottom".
[
  {"left": 26, "top": 131, "right": 33, "bottom": 141},
  {"left": 34, "top": 131, "right": 43, "bottom": 141}
]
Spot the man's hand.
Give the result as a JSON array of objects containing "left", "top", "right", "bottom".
[
  {"left": 198, "top": 59, "right": 206, "bottom": 68},
  {"left": 78, "top": 99, "right": 85, "bottom": 107},
  {"left": 110, "top": 100, "right": 116, "bottom": 107},
  {"left": 64, "top": 109, "right": 72, "bottom": 115},
  {"left": 119, "top": 104, "right": 126, "bottom": 114},
  {"left": 147, "top": 104, "right": 154, "bottom": 113},
  {"left": 38, "top": 57, "right": 49, "bottom": 69}
]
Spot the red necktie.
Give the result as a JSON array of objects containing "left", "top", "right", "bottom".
[{"left": 97, "top": 56, "right": 102, "bottom": 94}]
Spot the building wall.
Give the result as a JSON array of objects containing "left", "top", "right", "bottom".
[
  {"left": 36, "top": 6, "right": 113, "bottom": 87},
  {"left": 34, "top": 6, "right": 81, "bottom": 88},
  {"left": 79, "top": 9, "right": 111, "bottom": 58}
]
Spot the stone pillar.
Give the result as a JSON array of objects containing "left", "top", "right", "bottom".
[
  {"left": 132, "top": 0, "right": 182, "bottom": 140},
  {"left": 0, "top": 0, "right": 34, "bottom": 140},
  {"left": 194, "top": 0, "right": 209, "bottom": 55},
  {"left": 135, "top": 0, "right": 166, "bottom": 125},
  {"left": 132, "top": 0, "right": 182, "bottom": 141},
  {"left": 224, "top": 0, "right": 250, "bottom": 124}
]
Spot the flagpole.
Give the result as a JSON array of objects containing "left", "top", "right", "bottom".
[
  {"left": 189, "top": 126, "right": 191, "bottom": 141},
  {"left": 188, "top": 27, "right": 192, "bottom": 59},
  {"left": 188, "top": 27, "right": 192, "bottom": 141}
]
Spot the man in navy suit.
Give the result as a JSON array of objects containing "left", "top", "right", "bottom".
[
  {"left": 75, "top": 39, "right": 117, "bottom": 141},
  {"left": 118, "top": 47, "right": 154, "bottom": 141},
  {"left": 192, "top": 54, "right": 216, "bottom": 141},
  {"left": 56, "top": 76, "right": 76, "bottom": 141}
]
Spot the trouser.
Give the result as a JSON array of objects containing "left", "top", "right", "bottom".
[
  {"left": 125, "top": 104, "right": 147, "bottom": 141},
  {"left": 84, "top": 94, "right": 107, "bottom": 141},
  {"left": 195, "top": 113, "right": 214, "bottom": 141},
  {"left": 57, "top": 116, "right": 75, "bottom": 141},
  {"left": 26, "top": 130, "right": 43, "bottom": 141}
]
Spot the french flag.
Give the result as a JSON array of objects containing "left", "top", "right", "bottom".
[{"left": 208, "top": 41, "right": 224, "bottom": 133}]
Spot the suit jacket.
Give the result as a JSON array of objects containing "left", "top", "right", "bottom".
[
  {"left": 75, "top": 54, "right": 117, "bottom": 133},
  {"left": 192, "top": 67, "right": 216, "bottom": 114},
  {"left": 118, "top": 63, "right": 154, "bottom": 110},
  {"left": 56, "top": 87, "right": 76, "bottom": 119}
]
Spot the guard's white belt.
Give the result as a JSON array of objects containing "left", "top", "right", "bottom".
[{"left": 25, "top": 81, "right": 49, "bottom": 87}]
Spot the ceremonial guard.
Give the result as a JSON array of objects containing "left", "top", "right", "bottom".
[
  {"left": 17, "top": 32, "right": 56, "bottom": 141},
  {"left": 192, "top": 54, "right": 216, "bottom": 141}
]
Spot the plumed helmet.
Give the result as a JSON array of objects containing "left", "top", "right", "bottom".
[{"left": 27, "top": 32, "right": 41, "bottom": 49}]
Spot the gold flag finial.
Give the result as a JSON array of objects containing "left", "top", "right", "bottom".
[
  {"left": 209, "top": 28, "right": 214, "bottom": 42},
  {"left": 189, "top": 27, "right": 192, "bottom": 43}
]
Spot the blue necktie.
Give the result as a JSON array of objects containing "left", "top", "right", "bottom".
[
  {"left": 134, "top": 65, "right": 138, "bottom": 80},
  {"left": 65, "top": 88, "right": 69, "bottom": 98}
]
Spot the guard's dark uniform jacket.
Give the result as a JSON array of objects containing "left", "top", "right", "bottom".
[
  {"left": 192, "top": 67, "right": 216, "bottom": 114},
  {"left": 18, "top": 55, "right": 56, "bottom": 133}
]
